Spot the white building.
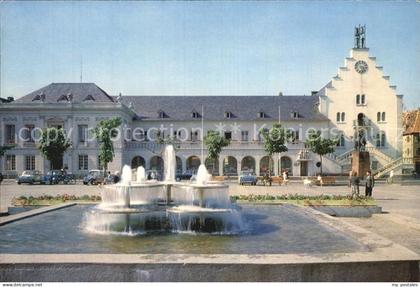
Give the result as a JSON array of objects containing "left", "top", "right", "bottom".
[{"left": 0, "top": 35, "right": 405, "bottom": 178}]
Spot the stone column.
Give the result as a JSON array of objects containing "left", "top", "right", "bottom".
[
  {"left": 255, "top": 157, "right": 260, "bottom": 176},
  {"left": 219, "top": 157, "right": 224, "bottom": 176}
]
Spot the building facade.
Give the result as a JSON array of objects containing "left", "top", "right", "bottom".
[
  {"left": 0, "top": 42, "right": 406, "bottom": 178},
  {"left": 402, "top": 109, "right": 420, "bottom": 175}
]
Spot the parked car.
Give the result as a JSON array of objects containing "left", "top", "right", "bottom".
[
  {"left": 17, "top": 170, "right": 44, "bottom": 185},
  {"left": 176, "top": 170, "right": 194, "bottom": 181},
  {"left": 239, "top": 171, "right": 258, "bottom": 185},
  {"left": 83, "top": 169, "right": 105, "bottom": 185},
  {"left": 43, "top": 170, "right": 64, "bottom": 185}
]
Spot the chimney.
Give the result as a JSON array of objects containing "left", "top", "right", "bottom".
[{"left": 278, "top": 92, "right": 283, "bottom": 96}]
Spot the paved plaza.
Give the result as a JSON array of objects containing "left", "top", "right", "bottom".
[{"left": 1, "top": 180, "right": 419, "bottom": 254}]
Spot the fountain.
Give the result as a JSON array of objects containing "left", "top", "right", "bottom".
[{"left": 83, "top": 145, "right": 244, "bottom": 235}]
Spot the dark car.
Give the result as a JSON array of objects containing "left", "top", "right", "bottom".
[
  {"left": 0, "top": 172, "right": 3, "bottom": 183},
  {"left": 83, "top": 169, "right": 105, "bottom": 185},
  {"left": 175, "top": 170, "right": 195, "bottom": 181},
  {"left": 239, "top": 171, "right": 258, "bottom": 185},
  {"left": 17, "top": 170, "right": 44, "bottom": 185},
  {"left": 43, "top": 170, "right": 64, "bottom": 185}
]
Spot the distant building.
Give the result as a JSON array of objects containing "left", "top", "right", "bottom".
[
  {"left": 0, "top": 31, "right": 406, "bottom": 178},
  {"left": 402, "top": 109, "right": 420, "bottom": 175}
]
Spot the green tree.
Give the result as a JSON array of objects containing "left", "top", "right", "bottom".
[
  {"left": 305, "top": 130, "right": 338, "bottom": 175},
  {"left": 261, "top": 124, "right": 291, "bottom": 176},
  {"left": 94, "top": 117, "right": 122, "bottom": 173},
  {"left": 204, "top": 130, "right": 230, "bottom": 175},
  {"left": 39, "top": 128, "right": 72, "bottom": 169},
  {"left": 0, "top": 145, "right": 14, "bottom": 157}
]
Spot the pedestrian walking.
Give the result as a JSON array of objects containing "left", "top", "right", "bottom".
[{"left": 365, "top": 170, "right": 374, "bottom": 197}]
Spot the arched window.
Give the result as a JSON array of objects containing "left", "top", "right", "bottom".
[
  {"left": 377, "top": 112, "right": 381, "bottom": 122},
  {"left": 223, "top": 156, "right": 238, "bottom": 176},
  {"left": 361, "top": 94, "right": 365, "bottom": 104},
  {"left": 341, "top": 112, "right": 345, "bottom": 122},
  {"left": 259, "top": 156, "right": 273, "bottom": 175},
  {"left": 280, "top": 156, "right": 293, "bottom": 176},
  {"left": 336, "top": 112, "right": 340, "bottom": 122},
  {"left": 381, "top": 112, "right": 386, "bottom": 122},
  {"left": 131, "top": 156, "right": 145, "bottom": 169},
  {"left": 241, "top": 156, "right": 256, "bottom": 172},
  {"left": 356, "top": 94, "right": 360, "bottom": 105},
  {"left": 186, "top": 156, "right": 201, "bottom": 172}
]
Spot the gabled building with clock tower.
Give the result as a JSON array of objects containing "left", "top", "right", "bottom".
[{"left": 318, "top": 25, "right": 404, "bottom": 175}]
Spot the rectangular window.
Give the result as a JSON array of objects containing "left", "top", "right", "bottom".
[
  {"left": 224, "top": 132, "right": 232, "bottom": 140},
  {"left": 5, "top": 155, "right": 16, "bottom": 170},
  {"left": 241, "top": 131, "right": 249, "bottom": 142},
  {"left": 25, "top": 155, "right": 36, "bottom": 170},
  {"left": 78, "top": 155, "right": 89, "bottom": 170},
  {"left": 5, "top": 125, "right": 15, "bottom": 144},
  {"left": 23, "top": 124, "right": 35, "bottom": 142},
  {"left": 78, "top": 125, "right": 88, "bottom": 143},
  {"left": 191, "top": 131, "right": 199, "bottom": 142},
  {"left": 291, "top": 130, "right": 299, "bottom": 144}
]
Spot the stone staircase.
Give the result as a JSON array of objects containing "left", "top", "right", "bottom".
[
  {"left": 374, "top": 157, "right": 414, "bottom": 179},
  {"left": 326, "top": 147, "right": 403, "bottom": 176}
]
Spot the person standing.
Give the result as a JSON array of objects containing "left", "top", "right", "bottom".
[
  {"left": 282, "top": 169, "right": 289, "bottom": 186},
  {"left": 365, "top": 170, "right": 374, "bottom": 197}
]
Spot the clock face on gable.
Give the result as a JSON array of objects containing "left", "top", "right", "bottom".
[{"left": 355, "top": 60, "right": 368, "bottom": 74}]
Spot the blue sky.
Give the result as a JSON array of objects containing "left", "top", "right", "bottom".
[{"left": 0, "top": 1, "right": 419, "bottom": 109}]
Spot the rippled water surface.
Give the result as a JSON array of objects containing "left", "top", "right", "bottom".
[{"left": 0, "top": 204, "right": 365, "bottom": 254}]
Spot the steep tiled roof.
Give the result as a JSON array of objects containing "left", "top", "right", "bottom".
[
  {"left": 403, "top": 109, "right": 420, "bottom": 135},
  {"left": 13, "top": 83, "right": 115, "bottom": 104},
  {"left": 120, "top": 95, "right": 327, "bottom": 121}
]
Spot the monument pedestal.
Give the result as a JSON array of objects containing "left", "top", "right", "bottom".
[{"left": 352, "top": 151, "right": 370, "bottom": 178}]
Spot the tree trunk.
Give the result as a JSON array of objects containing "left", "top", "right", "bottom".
[{"left": 320, "top": 154, "right": 323, "bottom": 176}]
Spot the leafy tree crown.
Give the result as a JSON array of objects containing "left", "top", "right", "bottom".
[{"left": 204, "top": 130, "right": 230, "bottom": 160}]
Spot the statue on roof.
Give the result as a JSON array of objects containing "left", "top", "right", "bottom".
[
  {"left": 116, "top": 92, "right": 122, "bottom": 103},
  {"left": 354, "top": 24, "right": 366, "bottom": 49}
]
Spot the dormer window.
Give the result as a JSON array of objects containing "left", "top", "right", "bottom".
[
  {"left": 291, "top": 111, "right": 299, "bottom": 119},
  {"left": 83, "top": 94, "right": 95, "bottom": 102},
  {"left": 158, "top": 110, "right": 166, "bottom": 118},
  {"left": 57, "top": 94, "right": 69, "bottom": 102},
  {"left": 32, "top": 94, "right": 41, "bottom": 101},
  {"left": 258, "top": 111, "right": 266, "bottom": 118},
  {"left": 32, "top": 92, "right": 46, "bottom": 102},
  {"left": 224, "top": 111, "right": 233, "bottom": 119},
  {"left": 191, "top": 111, "right": 200, "bottom": 118}
]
